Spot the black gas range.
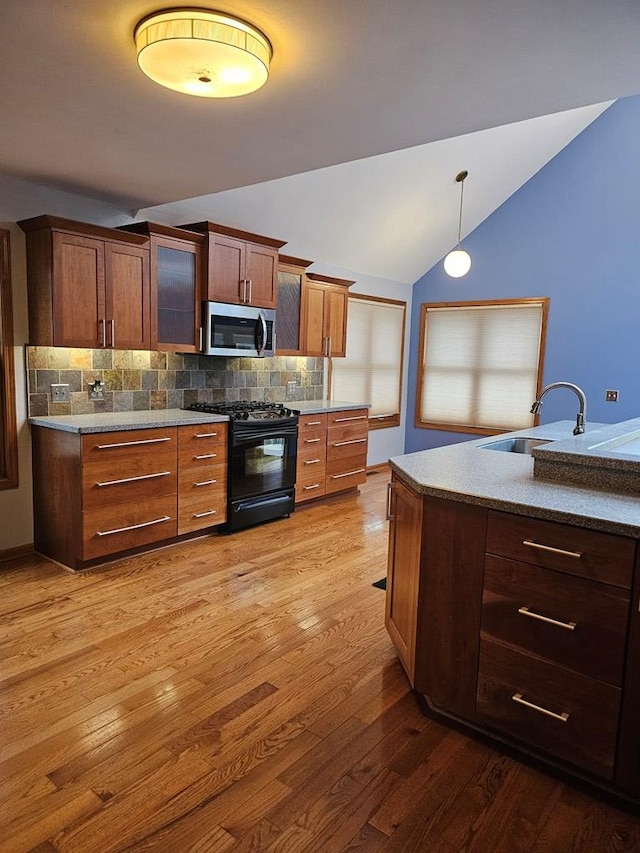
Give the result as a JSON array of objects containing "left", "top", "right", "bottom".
[{"left": 184, "top": 402, "right": 298, "bottom": 532}]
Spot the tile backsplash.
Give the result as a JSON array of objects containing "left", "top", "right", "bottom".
[{"left": 27, "top": 347, "right": 325, "bottom": 417}]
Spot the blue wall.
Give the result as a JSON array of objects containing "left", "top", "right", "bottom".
[{"left": 405, "top": 96, "right": 640, "bottom": 454}]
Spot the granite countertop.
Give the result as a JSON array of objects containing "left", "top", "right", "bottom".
[
  {"left": 29, "top": 409, "right": 229, "bottom": 434},
  {"left": 390, "top": 420, "right": 640, "bottom": 537},
  {"left": 289, "top": 400, "right": 371, "bottom": 415}
]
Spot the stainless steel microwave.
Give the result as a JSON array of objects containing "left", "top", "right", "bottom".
[{"left": 203, "top": 301, "right": 276, "bottom": 357}]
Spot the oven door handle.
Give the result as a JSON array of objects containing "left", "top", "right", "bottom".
[{"left": 256, "top": 311, "right": 268, "bottom": 356}]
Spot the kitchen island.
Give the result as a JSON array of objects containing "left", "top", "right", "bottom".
[{"left": 387, "top": 420, "right": 640, "bottom": 802}]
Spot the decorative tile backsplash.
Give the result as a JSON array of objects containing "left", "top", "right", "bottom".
[{"left": 26, "top": 347, "right": 325, "bottom": 417}]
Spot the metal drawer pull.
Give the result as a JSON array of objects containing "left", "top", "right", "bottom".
[
  {"left": 511, "top": 693, "right": 570, "bottom": 723},
  {"left": 97, "top": 515, "right": 171, "bottom": 536},
  {"left": 333, "top": 438, "right": 367, "bottom": 447},
  {"left": 330, "top": 468, "right": 366, "bottom": 479},
  {"left": 304, "top": 459, "right": 320, "bottom": 465},
  {"left": 522, "top": 540, "right": 583, "bottom": 559},
  {"left": 96, "top": 471, "right": 171, "bottom": 487},
  {"left": 305, "top": 438, "right": 321, "bottom": 444},
  {"left": 194, "top": 453, "right": 217, "bottom": 460},
  {"left": 333, "top": 415, "right": 367, "bottom": 422},
  {"left": 194, "top": 479, "right": 217, "bottom": 487},
  {"left": 96, "top": 437, "right": 171, "bottom": 449},
  {"left": 195, "top": 432, "right": 218, "bottom": 438},
  {"left": 110, "top": 319, "right": 115, "bottom": 348},
  {"left": 303, "top": 484, "right": 320, "bottom": 490},
  {"left": 386, "top": 482, "right": 393, "bottom": 520},
  {"left": 193, "top": 509, "right": 217, "bottom": 518},
  {"left": 518, "top": 606, "right": 577, "bottom": 631},
  {"left": 305, "top": 420, "right": 322, "bottom": 426}
]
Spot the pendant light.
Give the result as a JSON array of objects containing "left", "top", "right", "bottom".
[
  {"left": 443, "top": 170, "right": 471, "bottom": 278},
  {"left": 134, "top": 9, "right": 272, "bottom": 98}
]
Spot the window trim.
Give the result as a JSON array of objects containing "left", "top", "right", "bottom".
[
  {"left": 415, "top": 297, "right": 549, "bottom": 435},
  {"left": 0, "top": 229, "right": 18, "bottom": 489},
  {"left": 329, "top": 292, "right": 406, "bottom": 431}
]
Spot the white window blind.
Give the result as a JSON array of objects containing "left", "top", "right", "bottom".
[
  {"left": 331, "top": 296, "right": 406, "bottom": 421},
  {"left": 418, "top": 300, "right": 547, "bottom": 432}
]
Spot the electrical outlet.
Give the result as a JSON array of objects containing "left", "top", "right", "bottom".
[
  {"left": 50, "top": 383, "right": 70, "bottom": 403},
  {"left": 286, "top": 380, "right": 297, "bottom": 400},
  {"left": 605, "top": 389, "right": 619, "bottom": 402},
  {"left": 88, "top": 379, "right": 104, "bottom": 400}
]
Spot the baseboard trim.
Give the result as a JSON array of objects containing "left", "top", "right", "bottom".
[
  {"left": 0, "top": 543, "right": 35, "bottom": 563},
  {"left": 367, "top": 462, "right": 390, "bottom": 475}
]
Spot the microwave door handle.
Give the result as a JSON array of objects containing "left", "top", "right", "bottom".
[{"left": 257, "top": 311, "right": 267, "bottom": 355}]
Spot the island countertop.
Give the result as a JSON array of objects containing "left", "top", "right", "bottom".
[{"left": 390, "top": 420, "right": 640, "bottom": 538}]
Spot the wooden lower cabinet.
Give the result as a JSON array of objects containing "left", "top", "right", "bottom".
[
  {"left": 295, "top": 409, "right": 368, "bottom": 504},
  {"left": 177, "top": 423, "right": 228, "bottom": 534},
  {"left": 32, "top": 422, "right": 227, "bottom": 570},
  {"left": 385, "top": 472, "right": 640, "bottom": 798}
]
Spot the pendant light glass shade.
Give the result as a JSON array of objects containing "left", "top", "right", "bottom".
[
  {"left": 444, "top": 170, "right": 471, "bottom": 278},
  {"left": 134, "top": 9, "right": 272, "bottom": 98},
  {"left": 443, "top": 248, "right": 471, "bottom": 277}
]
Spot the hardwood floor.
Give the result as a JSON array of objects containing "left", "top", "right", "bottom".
[{"left": 1, "top": 470, "right": 640, "bottom": 852}]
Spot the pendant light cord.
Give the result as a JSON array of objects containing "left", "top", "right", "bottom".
[{"left": 456, "top": 178, "right": 464, "bottom": 248}]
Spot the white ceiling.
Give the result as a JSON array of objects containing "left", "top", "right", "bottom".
[{"left": 0, "top": 1, "right": 638, "bottom": 281}]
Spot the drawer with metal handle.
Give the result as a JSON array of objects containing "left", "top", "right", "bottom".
[
  {"left": 83, "top": 495, "right": 177, "bottom": 559},
  {"left": 476, "top": 638, "right": 620, "bottom": 780},
  {"left": 82, "top": 428, "right": 176, "bottom": 464},
  {"left": 485, "top": 510, "right": 635, "bottom": 588},
  {"left": 83, "top": 458, "right": 177, "bottom": 509},
  {"left": 481, "top": 555, "right": 629, "bottom": 685}
]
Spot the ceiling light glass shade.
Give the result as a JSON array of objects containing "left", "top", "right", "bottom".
[
  {"left": 443, "top": 249, "right": 472, "bottom": 278},
  {"left": 134, "top": 9, "right": 272, "bottom": 98}
]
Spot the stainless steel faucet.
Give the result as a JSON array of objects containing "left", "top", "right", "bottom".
[{"left": 530, "top": 382, "right": 587, "bottom": 435}]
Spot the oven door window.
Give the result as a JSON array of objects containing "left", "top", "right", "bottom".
[{"left": 231, "top": 425, "right": 297, "bottom": 500}]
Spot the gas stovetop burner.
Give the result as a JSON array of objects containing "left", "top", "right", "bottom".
[{"left": 185, "top": 401, "right": 296, "bottom": 421}]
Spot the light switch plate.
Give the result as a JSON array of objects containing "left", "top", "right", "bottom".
[{"left": 50, "top": 383, "right": 70, "bottom": 403}]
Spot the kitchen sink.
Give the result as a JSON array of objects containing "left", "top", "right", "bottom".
[{"left": 480, "top": 437, "right": 552, "bottom": 455}]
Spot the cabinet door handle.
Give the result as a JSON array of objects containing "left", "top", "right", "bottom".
[
  {"left": 194, "top": 479, "right": 217, "bottom": 487},
  {"left": 247, "top": 279, "right": 252, "bottom": 303},
  {"left": 333, "top": 438, "right": 367, "bottom": 447},
  {"left": 511, "top": 693, "right": 570, "bottom": 723},
  {"left": 323, "top": 336, "right": 330, "bottom": 357},
  {"left": 96, "top": 471, "right": 171, "bottom": 487},
  {"left": 304, "top": 438, "right": 321, "bottom": 444},
  {"left": 303, "top": 483, "right": 321, "bottom": 491},
  {"left": 330, "top": 468, "right": 365, "bottom": 479},
  {"left": 195, "top": 432, "right": 218, "bottom": 438},
  {"left": 194, "top": 453, "right": 218, "bottom": 460},
  {"left": 386, "top": 482, "right": 393, "bottom": 520},
  {"left": 199, "top": 326, "right": 203, "bottom": 351},
  {"left": 193, "top": 509, "right": 217, "bottom": 519},
  {"left": 110, "top": 319, "right": 115, "bottom": 348},
  {"left": 522, "top": 540, "right": 583, "bottom": 559},
  {"left": 96, "top": 515, "right": 171, "bottom": 536},
  {"left": 333, "top": 415, "right": 368, "bottom": 423},
  {"left": 99, "top": 319, "right": 106, "bottom": 347},
  {"left": 96, "top": 437, "right": 171, "bottom": 449},
  {"left": 304, "top": 458, "right": 320, "bottom": 465},
  {"left": 305, "top": 420, "right": 322, "bottom": 426},
  {"left": 517, "top": 606, "right": 577, "bottom": 631}
]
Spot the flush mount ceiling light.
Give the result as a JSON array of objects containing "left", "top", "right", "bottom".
[
  {"left": 443, "top": 170, "right": 472, "bottom": 278},
  {"left": 134, "top": 8, "right": 272, "bottom": 98}
]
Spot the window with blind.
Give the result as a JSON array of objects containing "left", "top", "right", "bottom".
[
  {"left": 330, "top": 294, "right": 406, "bottom": 429},
  {"left": 0, "top": 229, "right": 18, "bottom": 489},
  {"left": 416, "top": 298, "right": 549, "bottom": 434}
]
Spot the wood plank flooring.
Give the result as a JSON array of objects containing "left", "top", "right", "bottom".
[{"left": 1, "top": 470, "right": 640, "bottom": 852}]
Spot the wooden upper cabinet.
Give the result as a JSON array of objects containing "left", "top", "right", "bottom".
[
  {"left": 180, "top": 221, "right": 286, "bottom": 309},
  {"left": 303, "top": 273, "right": 355, "bottom": 358},
  {"left": 118, "top": 222, "right": 204, "bottom": 353},
  {"left": 18, "top": 216, "right": 151, "bottom": 349},
  {"left": 276, "top": 254, "right": 313, "bottom": 356}
]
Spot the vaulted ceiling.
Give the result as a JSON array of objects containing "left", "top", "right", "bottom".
[{"left": 1, "top": 1, "right": 638, "bottom": 281}]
